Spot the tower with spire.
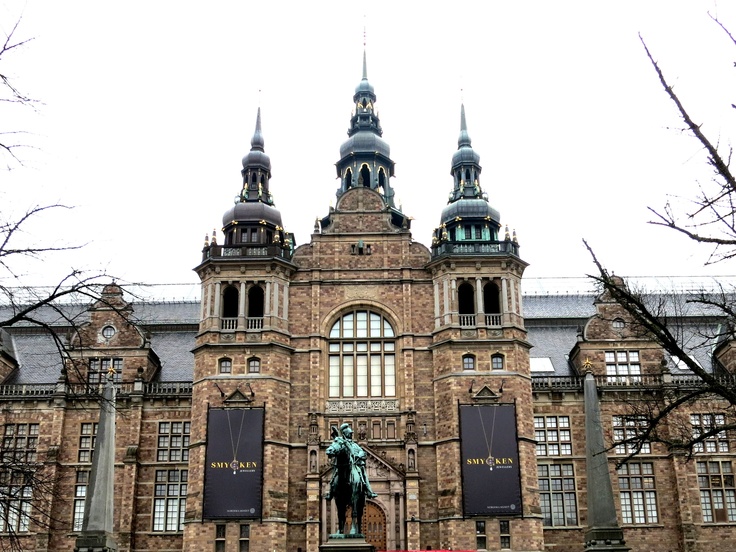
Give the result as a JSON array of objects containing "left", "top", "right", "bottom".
[
  {"left": 188, "top": 109, "right": 297, "bottom": 552},
  {"left": 335, "top": 49, "right": 396, "bottom": 208},
  {"left": 426, "top": 105, "right": 542, "bottom": 549}
]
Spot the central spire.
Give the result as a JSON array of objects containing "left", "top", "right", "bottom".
[{"left": 335, "top": 49, "right": 396, "bottom": 207}]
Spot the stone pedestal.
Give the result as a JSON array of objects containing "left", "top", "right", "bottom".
[
  {"left": 584, "top": 526, "right": 630, "bottom": 552},
  {"left": 320, "top": 535, "right": 375, "bottom": 552},
  {"left": 74, "top": 530, "right": 117, "bottom": 552}
]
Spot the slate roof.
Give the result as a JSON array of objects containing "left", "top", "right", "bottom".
[
  {"left": 0, "top": 294, "right": 728, "bottom": 384},
  {"left": 523, "top": 294, "right": 596, "bottom": 319},
  {"left": 526, "top": 324, "right": 579, "bottom": 377},
  {"left": 149, "top": 330, "right": 196, "bottom": 382}
]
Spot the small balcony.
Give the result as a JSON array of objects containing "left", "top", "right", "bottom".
[
  {"left": 220, "top": 317, "right": 264, "bottom": 330},
  {"left": 431, "top": 240, "right": 520, "bottom": 259},
  {"left": 458, "top": 313, "right": 502, "bottom": 328}
]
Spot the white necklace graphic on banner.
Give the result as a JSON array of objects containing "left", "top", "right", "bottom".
[
  {"left": 226, "top": 409, "right": 247, "bottom": 474},
  {"left": 478, "top": 406, "right": 498, "bottom": 471}
]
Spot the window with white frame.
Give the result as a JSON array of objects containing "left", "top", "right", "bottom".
[
  {"left": 248, "top": 358, "right": 260, "bottom": 373},
  {"left": 605, "top": 351, "right": 640, "bottom": 383},
  {"left": 491, "top": 354, "right": 504, "bottom": 371},
  {"left": 691, "top": 413, "right": 729, "bottom": 453},
  {"left": 534, "top": 416, "right": 572, "bottom": 456},
  {"left": 157, "top": 421, "right": 190, "bottom": 462},
  {"left": 218, "top": 358, "right": 232, "bottom": 374},
  {"left": 538, "top": 464, "right": 578, "bottom": 526},
  {"left": 462, "top": 354, "right": 475, "bottom": 371},
  {"left": 328, "top": 310, "right": 396, "bottom": 398},
  {"left": 153, "top": 469, "right": 187, "bottom": 531},
  {"left": 72, "top": 471, "right": 89, "bottom": 531},
  {"left": 88, "top": 358, "right": 122, "bottom": 384},
  {"left": 78, "top": 423, "right": 98, "bottom": 463},
  {"left": 0, "top": 423, "right": 38, "bottom": 533},
  {"left": 617, "top": 462, "right": 658, "bottom": 524},
  {"left": 613, "top": 415, "right": 651, "bottom": 454},
  {"left": 698, "top": 460, "right": 736, "bottom": 523}
]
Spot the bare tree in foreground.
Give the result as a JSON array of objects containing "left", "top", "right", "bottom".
[
  {"left": 588, "top": 13, "right": 736, "bottom": 458},
  {"left": 0, "top": 16, "right": 37, "bottom": 170}
]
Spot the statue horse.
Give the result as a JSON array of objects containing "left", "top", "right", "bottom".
[{"left": 326, "top": 436, "right": 366, "bottom": 536}]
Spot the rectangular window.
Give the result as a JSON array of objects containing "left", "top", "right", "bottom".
[
  {"left": 475, "top": 520, "right": 486, "bottom": 550},
  {"left": 692, "top": 413, "right": 729, "bottom": 453},
  {"left": 698, "top": 460, "right": 736, "bottom": 523},
  {"left": 372, "top": 421, "right": 381, "bottom": 440},
  {"left": 386, "top": 421, "right": 396, "bottom": 440},
  {"left": 605, "top": 350, "right": 641, "bottom": 384},
  {"left": 618, "top": 462, "right": 658, "bottom": 524},
  {"left": 0, "top": 423, "right": 39, "bottom": 533},
  {"left": 613, "top": 415, "right": 651, "bottom": 455},
  {"left": 464, "top": 226, "right": 472, "bottom": 240},
  {"left": 78, "top": 423, "right": 98, "bottom": 463},
  {"left": 153, "top": 469, "right": 187, "bottom": 531},
  {"left": 156, "top": 421, "right": 191, "bottom": 463},
  {"left": 499, "top": 519, "right": 511, "bottom": 549},
  {"left": 215, "top": 524, "right": 226, "bottom": 552},
  {"left": 534, "top": 416, "right": 572, "bottom": 456},
  {"left": 538, "top": 464, "right": 578, "bottom": 526},
  {"left": 239, "top": 524, "right": 250, "bottom": 552},
  {"left": 474, "top": 226, "right": 482, "bottom": 240},
  {"left": 88, "top": 358, "right": 123, "bottom": 384},
  {"left": 329, "top": 354, "right": 340, "bottom": 398},
  {"left": 72, "top": 471, "right": 89, "bottom": 531}
]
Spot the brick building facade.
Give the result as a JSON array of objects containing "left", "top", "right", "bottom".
[{"left": 1, "top": 56, "right": 735, "bottom": 552}]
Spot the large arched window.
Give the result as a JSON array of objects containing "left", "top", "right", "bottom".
[{"left": 328, "top": 310, "right": 396, "bottom": 398}]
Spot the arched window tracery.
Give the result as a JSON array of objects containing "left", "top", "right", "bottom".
[{"left": 328, "top": 310, "right": 396, "bottom": 398}]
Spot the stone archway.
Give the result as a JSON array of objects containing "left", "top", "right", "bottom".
[{"left": 344, "top": 501, "right": 386, "bottom": 551}]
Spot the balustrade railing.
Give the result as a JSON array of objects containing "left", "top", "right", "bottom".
[
  {"left": 247, "top": 317, "right": 263, "bottom": 329},
  {"left": 431, "top": 241, "right": 520, "bottom": 257},
  {"left": 532, "top": 373, "right": 735, "bottom": 391},
  {"left": 459, "top": 315, "right": 476, "bottom": 327},
  {"left": 145, "top": 382, "right": 192, "bottom": 396},
  {"left": 0, "top": 381, "right": 192, "bottom": 399},
  {"left": 221, "top": 317, "right": 238, "bottom": 330},
  {"left": 485, "top": 314, "right": 502, "bottom": 326},
  {"left": 0, "top": 383, "right": 55, "bottom": 396}
]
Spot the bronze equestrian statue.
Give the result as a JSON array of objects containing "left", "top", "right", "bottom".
[{"left": 325, "top": 423, "right": 377, "bottom": 536}]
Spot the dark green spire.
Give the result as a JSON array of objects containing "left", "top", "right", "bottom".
[{"left": 335, "top": 49, "right": 396, "bottom": 207}]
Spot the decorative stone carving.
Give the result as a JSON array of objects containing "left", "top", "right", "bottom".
[{"left": 325, "top": 399, "right": 400, "bottom": 413}]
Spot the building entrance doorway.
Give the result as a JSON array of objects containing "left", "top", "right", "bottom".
[{"left": 343, "top": 501, "right": 386, "bottom": 550}]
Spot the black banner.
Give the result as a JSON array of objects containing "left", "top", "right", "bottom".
[
  {"left": 459, "top": 404, "right": 521, "bottom": 516},
  {"left": 203, "top": 408, "right": 264, "bottom": 519}
]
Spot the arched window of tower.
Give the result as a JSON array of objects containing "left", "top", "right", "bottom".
[
  {"left": 345, "top": 168, "right": 353, "bottom": 189},
  {"left": 359, "top": 165, "right": 371, "bottom": 188},
  {"left": 222, "top": 286, "right": 239, "bottom": 319},
  {"left": 247, "top": 285, "right": 264, "bottom": 320},
  {"left": 483, "top": 282, "right": 501, "bottom": 315},
  {"left": 378, "top": 168, "right": 386, "bottom": 192},
  {"left": 458, "top": 282, "right": 475, "bottom": 315}
]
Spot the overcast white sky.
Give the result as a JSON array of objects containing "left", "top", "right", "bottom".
[{"left": 3, "top": 1, "right": 736, "bottom": 298}]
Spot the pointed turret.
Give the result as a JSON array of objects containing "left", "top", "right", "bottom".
[
  {"left": 239, "top": 107, "right": 273, "bottom": 204},
  {"left": 335, "top": 49, "right": 396, "bottom": 207},
  {"left": 432, "top": 104, "right": 519, "bottom": 259},
  {"left": 214, "top": 109, "right": 294, "bottom": 259}
]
